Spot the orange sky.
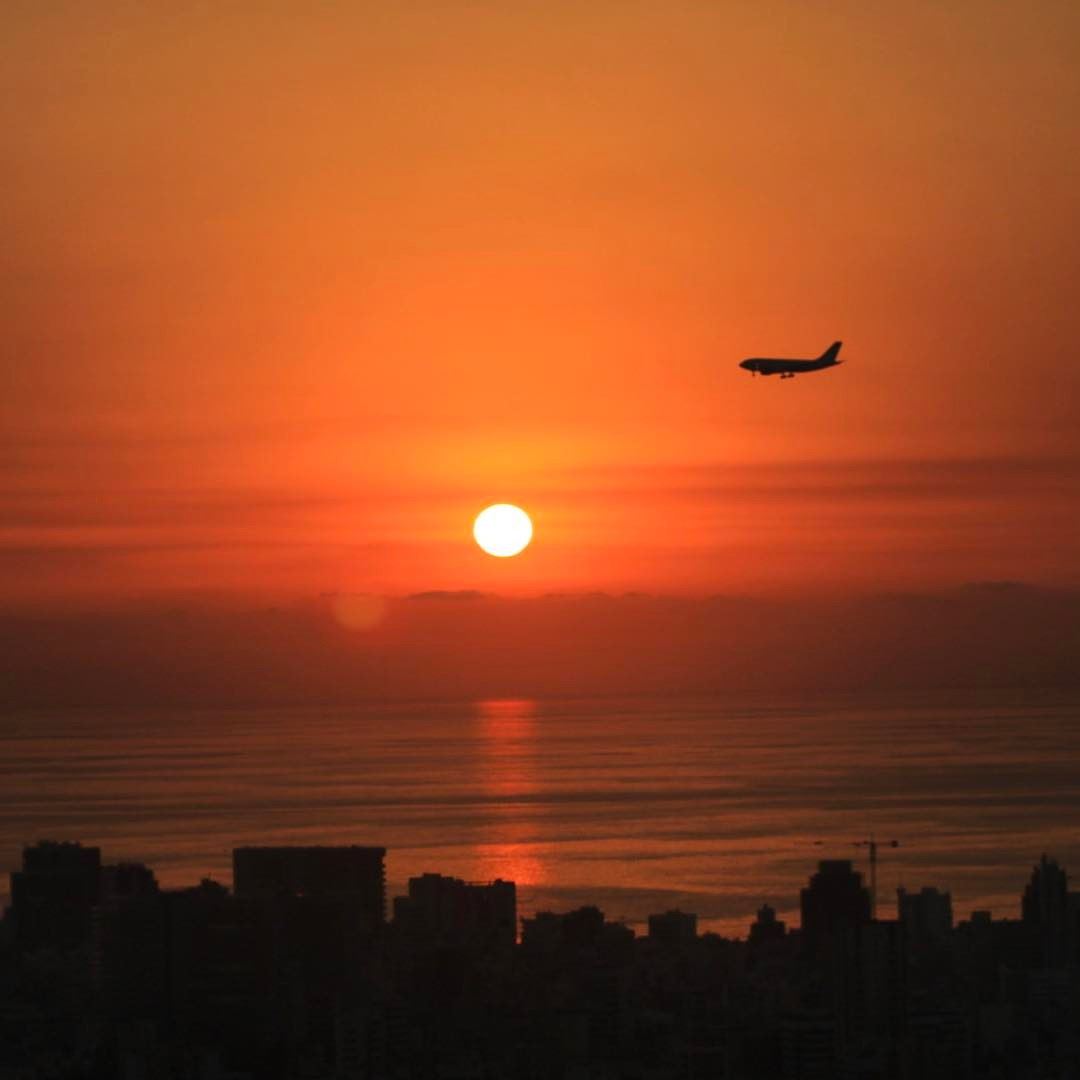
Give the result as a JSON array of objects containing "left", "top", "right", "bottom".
[{"left": 3, "top": 2, "right": 1079, "bottom": 604}]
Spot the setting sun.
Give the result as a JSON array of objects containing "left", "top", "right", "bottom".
[{"left": 473, "top": 504, "right": 533, "bottom": 558}]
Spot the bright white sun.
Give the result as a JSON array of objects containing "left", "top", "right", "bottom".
[{"left": 473, "top": 503, "right": 533, "bottom": 558}]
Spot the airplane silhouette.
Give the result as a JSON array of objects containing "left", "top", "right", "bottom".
[{"left": 740, "top": 341, "right": 843, "bottom": 379}]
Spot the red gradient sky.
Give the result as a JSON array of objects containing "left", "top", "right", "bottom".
[{"left": 4, "top": 3, "right": 1079, "bottom": 605}]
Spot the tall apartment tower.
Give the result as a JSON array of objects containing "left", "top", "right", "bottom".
[
  {"left": 800, "top": 860, "right": 871, "bottom": 948},
  {"left": 232, "top": 845, "right": 387, "bottom": 1066},
  {"left": 1022, "top": 853, "right": 1069, "bottom": 967},
  {"left": 897, "top": 885, "right": 953, "bottom": 954},
  {"left": 11, "top": 840, "right": 102, "bottom": 954}
]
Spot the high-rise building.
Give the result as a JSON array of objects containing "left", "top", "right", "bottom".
[
  {"left": 232, "top": 845, "right": 387, "bottom": 1069},
  {"left": 94, "top": 875, "right": 269, "bottom": 1054},
  {"left": 393, "top": 873, "right": 516, "bottom": 950},
  {"left": 11, "top": 840, "right": 101, "bottom": 954},
  {"left": 92, "top": 861, "right": 163, "bottom": 1020},
  {"left": 897, "top": 886, "right": 953, "bottom": 954},
  {"left": 171, "top": 884, "right": 267, "bottom": 1026},
  {"left": 233, "top": 845, "right": 386, "bottom": 931},
  {"left": 1021, "top": 854, "right": 1068, "bottom": 967},
  {"left": 799, "top": 861, "right": 870, "bottom": 948}
]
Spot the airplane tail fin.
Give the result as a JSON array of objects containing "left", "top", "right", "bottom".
[{"left": 820, "top": 341, "right": 842, "bottom": 364}]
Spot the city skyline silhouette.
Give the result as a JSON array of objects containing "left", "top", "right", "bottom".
[{"left": 6, "top": 836, "right": 1080, "bottom": 1077}]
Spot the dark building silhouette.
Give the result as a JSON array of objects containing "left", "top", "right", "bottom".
[
  {"left": 647, "top": 908, "right": 698, "bottom": 946},
  {"left": 392, "top": 872, "right": 516, "bottom": 950},
  {"left": 799, "top": 860, "right": 870, "bottom": 948},
  {"left": 897, "top": 885, "right": 952, "bottom": 955},
  {"left": 99, "top": 861, "right": 159, "bottom": 905},
  {"left": 521, "top": 905, "right": 634, "bottom": 955},
  {"left": 169, "top": 882, "right": 270, "bottom": 1060},
  {"left": 748, "top": 903, "right": 786, "bottom": 947},
  {"left": 233, "top": 844, "right": 386, "bottom": 932},
  {"left": 10, "top": 840, "right": 101, "bottom": 954},
  {"left": 91, "top": 861, "right": 163, "bottom": 1026},
  {"left": 954, "top": 909, "right": 1040, "bottom": 1008},
  {"left": 9, "top": 838, "right": 1080, "bottom": 1079},
  {"left": 1022, "top": 853, "right": 1068, "bottom": 967},
  {"left": 231, "top": 846, "right": 389, "bottom": 1071},
  {"left": 1068, "top": 890, "right": 1080, "bottom": 966},
  {"left": 94, "top": 878, "right": 270, "bottom": 1062},
  {"left": 522, "top": 904, "right": 605, "bottom": 950}
]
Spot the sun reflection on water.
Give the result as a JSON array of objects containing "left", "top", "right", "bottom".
[{"left": 472, "top": 698, "right": 546, "bottom": 886}]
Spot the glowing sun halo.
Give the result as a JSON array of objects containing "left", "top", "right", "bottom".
[{"left": 473, "top": 504, "right": 533, "bottom": 558}]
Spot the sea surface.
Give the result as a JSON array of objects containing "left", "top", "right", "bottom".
[{"left": 2, "top": 690, "right": 1078, "bottom": 937}]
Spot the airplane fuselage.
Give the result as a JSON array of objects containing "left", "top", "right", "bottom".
[{"left": 740, "top": 341, "right": 843, "bottom": 378}]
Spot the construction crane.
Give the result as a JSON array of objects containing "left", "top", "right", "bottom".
[{"left": 853, "top": 836, "right": 899, "bottom": 919}]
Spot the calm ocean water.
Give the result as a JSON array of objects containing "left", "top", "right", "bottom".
[{"left": 2, "top": 690, "right": 1078, "bottom": 937}]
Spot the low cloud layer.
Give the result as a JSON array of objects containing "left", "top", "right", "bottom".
[{"left": 3, "top": 584, "right": 1078, "bottom": 707}]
